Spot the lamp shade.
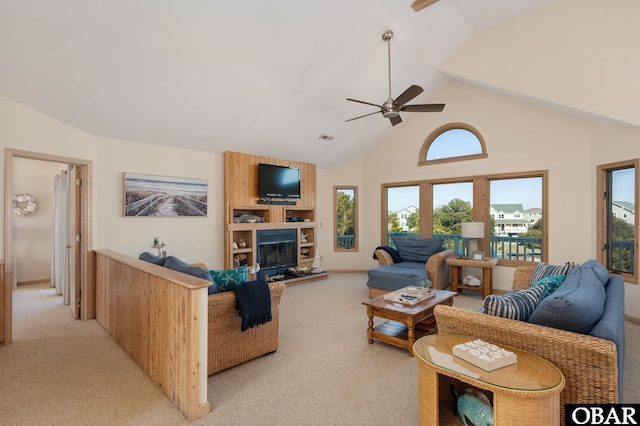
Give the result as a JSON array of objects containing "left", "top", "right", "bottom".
[{"left": 461, "top": 222, "right": 484, "bottom": 239}]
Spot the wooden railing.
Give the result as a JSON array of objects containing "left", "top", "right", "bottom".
[{"left": 94, "top": 249, "right": 211, "bottom": 421}]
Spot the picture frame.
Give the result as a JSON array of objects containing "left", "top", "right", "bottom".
[
  {"left": 124, "top": 173, "right": 208, "bottom": 217},
  {"left": 471, "top": 251, "right": 485, "bottom": 261}
]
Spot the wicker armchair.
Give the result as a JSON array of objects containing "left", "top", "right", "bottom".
[
  {"left": 207, "top": 281, "right": 285, "bottom": 374},
  {"left": 369, "top": 248, "right": 454, "bottom": 298},
  {"left": 433, "top": 265, "right": 619, "bottom": 424}
]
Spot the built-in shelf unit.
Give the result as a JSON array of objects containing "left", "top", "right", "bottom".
[{"left": 224, "top": 151, "right": 327, "bottom": 283}]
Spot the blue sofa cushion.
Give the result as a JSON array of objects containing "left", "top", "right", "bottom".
[
  {"left": 482, "top": 285, "right": 546, "bottom": 321},
  {"left": 392, "top": 237, "right": 445, "bottom": 263},
  {"left": 164, "top": 256, "right": 214, "bottom": 282},
  {"left": 529, "top": 264, "right": 606, "bottom": 334},
  {"left": 581, "top": 259, "right": 609, "bottom": 286},
  {"left": 139, "top": 251, "right": 166, "bottom": 266},
  {"left": 367, "top": 263, "right": 427, "bottom": 291}
]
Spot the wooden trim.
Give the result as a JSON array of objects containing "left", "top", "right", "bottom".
[
  {"left": 17, "top": 279, "right": 50, "bottom": 286},
  {"left": 596, "top": 159, "right": 639, "bottom": 284},
  {"left": 411, "top": 0, "right": 439, "bottom": 12},
  {"left": 2, "top": 148, "right": 94, "bottom": 347},
  {"left": 333, "top": 186, "right": 358, "bottom": 252},
  {"left": 381, "top": 170, "right": 549, "bottom": 265},
  {"left": 94, "top": 249, "right": 210, "bottom": 421},
  {"left": 418, "top": 122, "right": 488, "bottom": 167}
]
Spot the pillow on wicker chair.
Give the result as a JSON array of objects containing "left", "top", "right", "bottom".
[
  {"left": 482, "top": 285, "right": 546, "bottom": 321},
  {"left": 209, "top": 265, "right": 248, "bottom": 292}
]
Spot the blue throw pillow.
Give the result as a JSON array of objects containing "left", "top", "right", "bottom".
[
  {"left": 482, "top": 285, "right": 546, "bottom": 321},
  {"left": 207, "top": 282, "right": 219, "bottom": 295},
  {"left": 209, "top": 265, "right": 248, "bottom": 292},
  {"left": 529, "top": 265, "right": 606, "bottom": 333},
  {"left": 139, "top": 251, "right": 166, "bottom": 266},
  {"left": 531, "top": 274, "right": 566, "bottom": 299},
  {"left": 392, "top": 237, "right": 445, "bottom": 263},
  {"left": 581, "top": 259, "right": 609, "bottom": 286},
  {"left": 164, "top": 256, "right": 213, "bottom": 282}
]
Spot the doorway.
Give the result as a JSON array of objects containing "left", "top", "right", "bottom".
[{"left": 2, "top": 148, "right": 93, "bottom": 345}]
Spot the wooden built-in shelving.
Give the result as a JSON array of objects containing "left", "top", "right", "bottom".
[{"left": 224, "top": 152, "right": 326, "bottom": 283}]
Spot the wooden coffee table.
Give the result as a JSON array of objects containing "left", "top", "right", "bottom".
[{"left": 362, "top": 289, "right": 456, "bottom": 356}]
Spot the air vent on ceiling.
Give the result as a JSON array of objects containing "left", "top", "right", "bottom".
[{"left": 318, "top": 134, "right": 334, "bottom": 141}]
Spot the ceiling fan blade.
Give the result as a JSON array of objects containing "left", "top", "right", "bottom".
[
  {"left": 346, "top": 98, "right": 383, "bottom": 108},
  {"left": 389, "top": 115, "right": 402, "bottom": 126},
  {"left": 345, "top": 111, "right": 382, "bottom": 122},
  {"left": 401, "top": 103, "right": 445, "bottom": 112},
  {"left": 394, "top": 85, "right": 424, "bottom": 106}
]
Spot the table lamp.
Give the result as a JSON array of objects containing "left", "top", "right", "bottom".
[{"left": 461, "top": 222, "right": 484, "bottom": 257}]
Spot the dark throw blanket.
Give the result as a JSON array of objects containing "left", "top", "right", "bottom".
[
  {"left": 233, "top": 279, "right": 272, "bottom": 332},
  {"left": 373, "top": 245, "right": 404, "bottom": 264}
]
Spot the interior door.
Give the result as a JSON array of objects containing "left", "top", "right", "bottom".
[{"left": 68, "top": 166, "right": 81, "bottom": 319}]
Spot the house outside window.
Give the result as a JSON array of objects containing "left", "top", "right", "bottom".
[{"left": 597, "top": 160, "right": 637, "bottom": 282}]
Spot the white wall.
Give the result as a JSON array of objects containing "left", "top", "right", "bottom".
[
  {"left": 320, "top": 80, "right": 640, "bottom": 320},
  {"left": 11, "top": 158, "right": 64, "bottom": 283},
  {"left": 96, "top": 138, "right": 224, "bottom": 268},
  {"left": 316, "top": 157, "right": 364, "bottom": 271}
]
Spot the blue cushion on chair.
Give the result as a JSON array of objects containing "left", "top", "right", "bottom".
[{"left": 392, "top": 237, "right": 445, "bottom": 263}]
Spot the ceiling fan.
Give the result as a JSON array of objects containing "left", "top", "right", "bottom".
[{"left": 346, "top": 30, "right": 445, "bottom": 127}]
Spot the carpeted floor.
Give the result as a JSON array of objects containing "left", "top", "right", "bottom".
[{"left": 0, "top": 274, "right": 637, "bottom": 425}]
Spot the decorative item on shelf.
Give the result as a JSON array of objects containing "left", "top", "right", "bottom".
[
  {"left": 249, "top": 263, "right": 260, "bottom": 275},
  {"left": 300, "top": 233, "right": 308, "bottom": 243},
  {"left": 232, "top": 241, "right": 239, "bottom": 250},
  {"left": 300, "top": 248, "right": 310, "bottom": 259},
  {"left": 12, "top": 193, "right": 37, "bottom": 216},
  {"left": 463, "top": 275, "right": 481, "bottom": 287},
  {"left": 288, "top": 266, "right": 310, "bottom": 277},
  {"left": 238, "top": 239, "right": 246, "bottom": 248},
  {"left": 311, "top": 249, "right": 321, "bottom": 273},
  {"left": 450, "top": 384, "right": 494, "bottom": 426},
  {"left": 151, "top": 236, "right": 167, "bottom": 256}
]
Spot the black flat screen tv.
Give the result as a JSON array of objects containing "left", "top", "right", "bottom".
[{"left": 258, "top": 163, "right": 301, "bottom": 199}]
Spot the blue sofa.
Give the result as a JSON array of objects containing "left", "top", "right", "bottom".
[
  {"left": 434, "top": 259, "right": 625, "bottom": 416},
  {"left": 366, "top": 237, "right": 454, "bottom": 298}
]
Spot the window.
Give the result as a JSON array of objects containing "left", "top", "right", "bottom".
[
  {"left": 334, "top": 186, "right": 358, "bottom": 251},
  {"left": 490, "top": 176, "right": 544, "bottom": 262},
  {"left": 431, "top": 182, "right": 473, "bottom": 254},
  {"left": 597, "top": 160, "right": 638, "bottom": 283},
  {"left": 419, "top": 123, "right": 487, "bottom": 166},
  {"left": 384, "top": 185, "right": 420, "bottom": 246},
  {"left": 382, "top": 171, "right": 547, "bottom": 265}
]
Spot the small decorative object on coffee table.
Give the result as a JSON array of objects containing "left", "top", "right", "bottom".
[{"left": 383, "top": 286, "right": 436, "bottom": 305}]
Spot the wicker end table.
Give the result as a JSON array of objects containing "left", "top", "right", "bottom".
[
  {"left": 446, "top": 257, "right": 498, "bottom": 298},
  {"left": 413, "top": 334, "right": 565, "bottom": 426}
]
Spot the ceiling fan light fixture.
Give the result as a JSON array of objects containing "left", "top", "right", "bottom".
[{"left": 382, "top": 110, "right": 399, "bottom": 118}]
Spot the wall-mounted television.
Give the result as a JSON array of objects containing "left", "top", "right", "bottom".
[{"left": 258, "top": 163, "right": 301, "bottom": 199}]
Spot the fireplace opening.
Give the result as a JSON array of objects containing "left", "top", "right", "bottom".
[{"left": 256, "top": 229, "right": 297, "bottom": 279}]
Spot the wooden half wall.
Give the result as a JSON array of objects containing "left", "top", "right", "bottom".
[{"left": 94, "top": 249, "right": 210, "bottom": 421}]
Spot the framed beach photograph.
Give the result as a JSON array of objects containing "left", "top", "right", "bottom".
[
  {"left": 124, "top": 173, "right": 208, "bottom": 217},
  {"left": 471, "top": 251, "right": 485, "bottom": 261}
]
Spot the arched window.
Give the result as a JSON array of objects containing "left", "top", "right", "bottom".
[{"left": 419, "top": 123, "right": 487, "bottom": 166}]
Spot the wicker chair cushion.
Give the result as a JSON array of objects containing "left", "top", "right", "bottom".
[
  {"left": 392, "top": 237, "right": 445, "bottom": 263},
  {"left": 209, "top": 264, "right": 248, "bottom": 292},
  {"left": 529, "top": 265, "right": 606, "bottom": 334},
  {"left": 481, "top": 285, "right": 546, "bottom": 321}
]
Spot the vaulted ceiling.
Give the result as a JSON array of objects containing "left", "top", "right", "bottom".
[{"left": 1, "top": 0, "right": 637, "bottom": 168}]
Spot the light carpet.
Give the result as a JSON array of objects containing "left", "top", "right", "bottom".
[{"left": 0, "top": 274, "right": 637, "bottom": 425}]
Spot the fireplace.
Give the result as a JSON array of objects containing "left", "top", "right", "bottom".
[{"left": 256, "top": 229, "right": 297, "bottom": 279}]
